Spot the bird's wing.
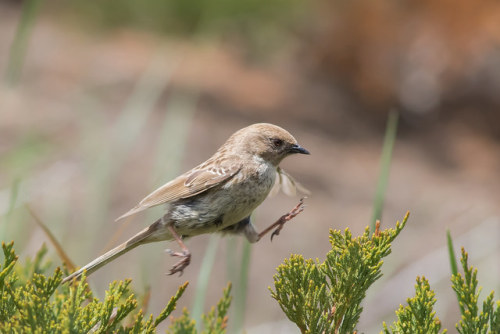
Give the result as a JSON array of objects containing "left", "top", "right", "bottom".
[
  {"left": 268, "top": 167, "right": 310, "bottom": 197},
  {"left": 116, "top": 161, "right": 241, "bottom": 221}
]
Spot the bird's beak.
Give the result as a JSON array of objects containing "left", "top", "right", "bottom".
[{"left": 289, "top": 144, "right": 310, "bottom": 155}]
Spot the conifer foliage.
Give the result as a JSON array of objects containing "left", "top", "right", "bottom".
[
  {"left": 0, "top": 242, "right": 231, "bottom": 333},
  {"left": 271, "top": 213, "right": 409, "bottom": 333},
  {"left": 271, "top": 213, "right": 500, "bottom": 334}
]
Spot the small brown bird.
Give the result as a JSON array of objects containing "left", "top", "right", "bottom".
[{"left": 63, "top": 123, "right": 309, "bottom": 283}]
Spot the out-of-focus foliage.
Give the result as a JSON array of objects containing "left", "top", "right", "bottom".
[
  {"left": 60, "top": 0, "right": 307, "bottom": 39},
  {"left": 271, "top": 214, "right": 408, "bottom": 333}
]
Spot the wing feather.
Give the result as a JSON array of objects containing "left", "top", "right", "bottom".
[
  {"left": 268, "top": 167, "right": 310, "bottom": 198},
  {"left": 116, "top": 161, "right": 241, "bottom": 221}
]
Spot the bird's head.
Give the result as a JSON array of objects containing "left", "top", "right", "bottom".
[{"left": 227, "top": 123, "right": 310, "bottom": 166}]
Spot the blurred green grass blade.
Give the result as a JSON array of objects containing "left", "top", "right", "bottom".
[
  {"left": 93, "top": 51, "right": 177, "bottom": 171},
  {"left": 225, "top": 237, "right": 238, "bottom": 284},
  {"left": 5, "top": 0, "right": 42, "bottom": 85},
  {"left": 446, "top": 230, "right": 458, "bottom": 276},
  {"left": 150, "top": 92, "right": 197, "bottom": 184},
  {"left": 6, "top": 178, "right": 21, "bottom": 220},
  {"left": 112, "top": 54, "right": 178, "bottom": 159},
  {"left": 233, "top": 239, "right": 252, "bottom": 333},
  {"left": 371, "top": 111, "right": 399, "bottom": 231},
  {"left": 447, "top": 229, "right": 465, "bottom": 314},
  {"left": 79, "top": 53, "right": 176, "bottom": 256},
  {"left": 0, "top": 178, "right": 21, "bottom": 239},
  {"left": 191, "top": 235, "right": 220, "bottom": 329}
]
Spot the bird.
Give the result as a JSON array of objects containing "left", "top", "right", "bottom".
[{"left": 62, "top": 123, "right": 309, "bottom": 283}]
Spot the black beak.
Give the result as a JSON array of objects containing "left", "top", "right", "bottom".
[{"left": 289, "top": 144, "right": 310, "bottom": 155}]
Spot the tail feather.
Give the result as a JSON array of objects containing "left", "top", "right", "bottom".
[
  {"left": 62, "top": 221, "right": 162, "bottom": 284},
  {"left": 115, "top": 205, "right": 147, "bottom": 222}
]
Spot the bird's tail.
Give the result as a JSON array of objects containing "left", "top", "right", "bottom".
[{"left": 62, "top": 220, "right": 163, "bottom": 284}]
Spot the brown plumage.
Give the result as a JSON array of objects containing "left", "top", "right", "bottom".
[{"left": 62, "top": 123, "right": 309, "bottom": 283}]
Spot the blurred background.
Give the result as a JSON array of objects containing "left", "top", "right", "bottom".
[{"left": 1, "top": 0, "right": 500, "bottom": 332}]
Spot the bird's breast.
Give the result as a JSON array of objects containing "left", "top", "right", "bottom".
[
  {"left": 169, "top": 160, "right": 276, "bottom": 236},
  {"left": 219, "top": 160, "right": 276, "bottom": 222}
]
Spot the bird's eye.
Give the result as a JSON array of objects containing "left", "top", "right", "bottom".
[{"left": 271, "top": 138, "right": 284, "bottom": 148}]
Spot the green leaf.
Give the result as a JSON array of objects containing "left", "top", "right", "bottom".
[{"left": 371, "top": 111, "right": 399, "bottom": 231}]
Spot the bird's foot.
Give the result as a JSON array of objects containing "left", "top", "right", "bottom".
[
  {"left": 270, "top": 197, "right": 306, "bottom": 241},
  {"left": 165, "top": 249, "right": 191, "bottom": 276}
]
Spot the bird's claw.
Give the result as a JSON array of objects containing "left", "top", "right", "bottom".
[
  {"left": 270, "top": 226, "right": 283, "bottom": 241},
  {"left": 166, "top": 249, "right": 191, "bottom": 276},
  {"left": 270, "top": 197, "right": 306, "bottom": 241}
]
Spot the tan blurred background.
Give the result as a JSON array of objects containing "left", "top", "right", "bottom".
[{"left": 1, "top": 0, "right": 500, "bottom": 332}]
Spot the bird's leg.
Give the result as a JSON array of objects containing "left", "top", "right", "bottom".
[
  {"left": 258, "top": 197, "right": 306, "bottom": 241},
  {"left": 165, "top": 225, "right": 191, "bottom": 276}
]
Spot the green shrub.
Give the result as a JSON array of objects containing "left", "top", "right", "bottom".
[
  {"left": 451, "top": 248, "right": 500, "bottom": 334},
  {"left": 271, "top": 213, "right": 408, "bottom": 333},
  {"left": 382, "top": 276, "right": 445, "bottom": 334},
  {"left": 271, "top": 214, "right": 500, "bottom": 334},
  {"left": 2, "top": 213, "right": 498, "bottom": 334},
  {"left": 0, "top": 242, "right": 231, "bottom": 333}
]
